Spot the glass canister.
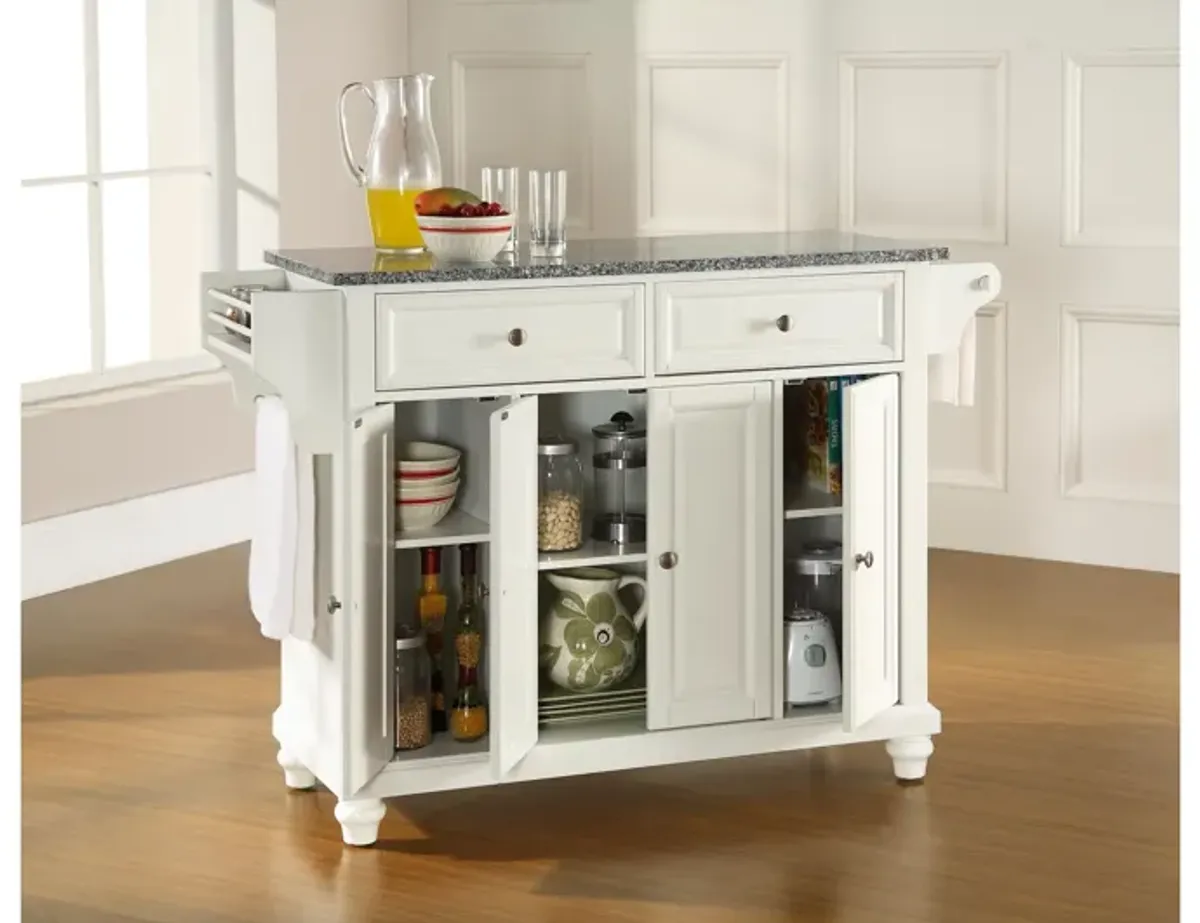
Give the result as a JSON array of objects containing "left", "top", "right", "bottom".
[
  {"left": 537, "top": 435, "right": 584, "bottom": 552},
  {"left": 591, "top": 411, "right": 647, "bottom": 544},
  {"left": 338, "top": 73, "right": 442, "bottom": 254},
  {"left": 394, "top": 629, "right": 432, "bottom": 750}
]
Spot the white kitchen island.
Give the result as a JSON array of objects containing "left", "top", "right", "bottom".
[{"left": 202, "top": 232, "right": 998, "bottom": 847}]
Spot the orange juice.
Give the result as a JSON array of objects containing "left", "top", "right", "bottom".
[{"left": 366, "top": 187, "right": 428, "bottom": 252}]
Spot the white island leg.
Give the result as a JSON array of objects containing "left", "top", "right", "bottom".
[
  {"left": 276, "top": 748, "right": 317, "bottom": 790},
  {"left": 886, "top": 735, "right": 934, "bottom": 782},
  {"left": 334, "top": 798, "right": 387, "bottom": 847}
]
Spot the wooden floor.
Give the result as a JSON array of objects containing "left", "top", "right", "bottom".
[{"left": 23, "top": 547, "right": 1178, "bottom": 922}]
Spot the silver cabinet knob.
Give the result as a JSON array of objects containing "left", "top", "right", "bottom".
[
  {"left": 854, "top": 551, "right": 874, "bottom": 569},
  {"left": 775, "top": 315, "right": 793, "bottom": 333},
  {"left": 658, "top": 552, "right": 678, "bottom": 570},
  {"left": 507, "top": 328, "right": 527, "bottom": 347}
]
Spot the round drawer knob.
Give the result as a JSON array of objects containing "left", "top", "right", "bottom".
[
  {"left": 854, "top": 551, "right": 874, "bottom": 569},
  {"left": 658, "top": 551, "right": 678, "bottom": 570},
  {"left": 507, "top": 328, "right": 527, "bottom": 347},
  {"left": 775, "top": 315, "right": 793, "bottom": 333}
]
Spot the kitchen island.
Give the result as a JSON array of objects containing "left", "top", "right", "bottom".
[{"left": 202, "top": 231, "right": 998, "bottom": 846}]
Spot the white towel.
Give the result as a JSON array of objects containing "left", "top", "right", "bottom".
[
  {"left": 929, "top": 314, "right": 979, "bottom": 408},
  {"left": 248, "top": 396, "right": 315, "bottom": 642}
]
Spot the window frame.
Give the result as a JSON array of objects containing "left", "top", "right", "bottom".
[{"left": 20, "top": 0, "right": 241, "bottom": 406}]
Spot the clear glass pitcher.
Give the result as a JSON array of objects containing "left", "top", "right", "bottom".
[{"left": 338, "top": 74, "right": 442, "bottom": 254}]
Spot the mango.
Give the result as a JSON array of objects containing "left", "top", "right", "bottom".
[{"left": 414, "top": 186, "right": 482, "bottom": 215}]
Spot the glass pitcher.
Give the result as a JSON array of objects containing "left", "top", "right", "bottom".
[{"left": 338, "top": 74, "right": 442, "bottom": 254}]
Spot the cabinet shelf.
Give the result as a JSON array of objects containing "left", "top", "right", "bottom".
[
  {"left": 784, "top": 483, "right": 843, "bottom": 520},
  {"left": 391, "top": 733, "right": 489, "bottom": 765},
  {"left": 393, "top": 509, "right": 491, "bottom": 549},
  {"left": 537, "top": 539, "right": 648, "bottom": 571}
]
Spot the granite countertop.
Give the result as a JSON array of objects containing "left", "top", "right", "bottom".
[{"left": 264, "top": 231, "right": 950, "bottom": 286}]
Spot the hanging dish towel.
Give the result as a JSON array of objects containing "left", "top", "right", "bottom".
[
  {"left": 929, "top": 314, "right": 978, "bottom": 408},
  {"left": 248, "top": 396, "right": 315, "bottom": 642}
]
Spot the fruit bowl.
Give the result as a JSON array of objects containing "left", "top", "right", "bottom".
[{"left": 417, "top": 214, "right": 515, "bottom": 264}]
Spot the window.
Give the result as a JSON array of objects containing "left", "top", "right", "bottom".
[{"left": 16, "top": 0, "right": 278, "bottom": 403}]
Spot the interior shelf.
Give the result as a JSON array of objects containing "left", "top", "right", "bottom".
[
  {"left": 391, "top": 733, "right": 489, "bottom": 764},
  {"left": 784, "top": 483, "right": 843, "bottom": 520},
  {"left": 394, "top": 509, "right": 490, "bottom": 549},
  {"left": 537, "top": 539, "right": 648, "bottom": 571}
]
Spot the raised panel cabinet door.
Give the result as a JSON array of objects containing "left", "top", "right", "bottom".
[
  {"left": 647, "top": 382, "right": 774, "bottom": 730},
  {"left": 345, "top": 404, "right": 396, "bottom": 793},
  {"left": 842, "top": 374, "right": 901, "bottom": 731},
  {"left": 489, "top": 396, "right": 539, "bottom": 776}
]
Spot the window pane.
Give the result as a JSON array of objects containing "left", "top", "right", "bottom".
[
  {"left": 17, "top": 186, "right": 92, "bottom": 383},
  {"left": 234, "top": 0, "right": 278, "bottom": 198},
  {"left": 99, "top": 0, "right": 204, "bottom": 172},
  {"left": 237, "top": 189, "right": 279, "bottom": 268},
  {"left": 103, "top": 175, "right": 210, "bottom": 370},
  {"left": 18, "top": 1, "right": 87, "bottom": 178}
]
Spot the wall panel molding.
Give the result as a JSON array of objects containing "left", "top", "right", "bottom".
[
  {"left": 930, "top": 302, "right": 1008, "bottom": 491},
  {"left": 1061, "top": 49, "right": 1180, "bottom": 248},
  {"left": 838, "top": 51, "right": 1008, "bottom": 243},
  {"left": 1059, "top": 303, "right": 1179, "bottom": 504},
  {"left": 449, "top": 51, "right": 594, "bottom": 230},
  {"left": 637, "top": 53, "right": 789, "bottom": 235}
]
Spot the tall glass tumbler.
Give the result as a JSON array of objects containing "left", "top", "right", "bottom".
[
  {"left": 528, "top": 169, "right": 568, "bottom": 257},
  {"left": 481, "top": 166, "right": 519, "bottom": 251}
]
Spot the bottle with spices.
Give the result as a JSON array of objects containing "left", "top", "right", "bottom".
[
  {"left": 394, "top": 629, "right": 432, "bottom": 751},
  {"left": 415, "top": 546, "right": 448, "bottom": 734},
  {"left": 450, "top": 543, "right": 488, "bottom": 743}
]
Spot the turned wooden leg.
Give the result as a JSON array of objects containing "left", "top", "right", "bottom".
[
  {"left": 334, "top": 798, "right": 387, "bottom": 847},
  {"left": 276, "top": 748, "right": 317, "bottom": 791},
  {"left": 886, "top": 735, "right": 934, "bottom": 783}
]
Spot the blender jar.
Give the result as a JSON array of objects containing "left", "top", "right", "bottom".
[
  {"left": 786, "top": 540, "right": 844, "bottom": 639},
  {"left": 591, "top": 411, "right": 647, "bottom": 544}
]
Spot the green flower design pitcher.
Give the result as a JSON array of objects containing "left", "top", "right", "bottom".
[{"left": 540, "top": 567, "right": 648, "bottom": 693}]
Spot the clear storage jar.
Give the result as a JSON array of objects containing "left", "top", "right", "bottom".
[
  {"left": 394, "top": 629, "right": 432, "bottom": 750},
  {"left": 537, "top": 435, "right": 584, "bottom": 552}
]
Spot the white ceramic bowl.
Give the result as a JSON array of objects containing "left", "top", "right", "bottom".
[
  {"left": 398, "top": 477, "right": 460, "bottom": 501},
  {"left": 397, "top": 494, "right": 456, "bottom": 532},
  {"left": 396, "top": 441, "right": 462, "bottom": 476},
  {"left": 396, "top": 468, "right": 458, "bottom": 489},
  {"left": 417, "top": 214, "right": 515, "bottom": 264}
]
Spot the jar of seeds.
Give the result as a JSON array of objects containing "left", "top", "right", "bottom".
[
  {"left": 394, "top": 629, "right": 432, "bottom": 751},
  {"left": 537, "top": 435, "right": 584, "bottom": 552}
]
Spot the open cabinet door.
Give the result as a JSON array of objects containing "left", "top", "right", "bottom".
[
  {"left": 489, "top": 396, "right": 539, "bottom": 776},
  {"left": 345, "top": 404, "right": 396, "bottom": 794},
  {"left": 842, "top": 375, "right": 900, "bottom": 731}
]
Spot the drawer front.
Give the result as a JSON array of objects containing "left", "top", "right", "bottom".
[
  {"left": 375, "top": 285, "right": 644, "bottom": 390},
  {"left": 654, "top": 273, "right": 903, "bottom": 375}
]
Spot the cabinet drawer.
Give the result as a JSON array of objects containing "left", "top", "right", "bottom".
[
  {"left": 654, "top": 273, "right": 902, "bottom": 375},
  {"left": 376, "top": 286, "right": 645, "bottom": 390}
]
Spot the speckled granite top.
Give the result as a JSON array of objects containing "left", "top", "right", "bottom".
[{"left": 264, "top": 232, "right": 949, "bottom": 286}]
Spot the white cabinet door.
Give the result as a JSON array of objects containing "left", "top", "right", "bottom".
[
  {"left": 647, "top": 382, "right": 774, "bottom": 730},
  {"left": 842, "top": 374, "right": 900, "bottom": 731},
  {"left": 346, "top": 404, "right": 396, "bottom": 793},
  {"left": 489, "top": 396, "right": 539, "bottom": 776}
]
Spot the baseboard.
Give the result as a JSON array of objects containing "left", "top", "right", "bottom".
[{"left": 22, "top": 472, "right": 254, "bottom": 600}]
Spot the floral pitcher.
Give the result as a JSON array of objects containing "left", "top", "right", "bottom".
[{"left": 540, "top": 568, "right": 647, "bottom": 693}]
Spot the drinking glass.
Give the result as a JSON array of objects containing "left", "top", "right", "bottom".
[
  {"left": 528, "top": 169, "right": 568, "bottom": 256},
  {"left": 480, "top": 166, "right": 519, "bottom": 251}
]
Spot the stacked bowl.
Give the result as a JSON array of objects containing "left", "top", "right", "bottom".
[{"left": 396, "top": 442, "right": 462, "bottom": 532}]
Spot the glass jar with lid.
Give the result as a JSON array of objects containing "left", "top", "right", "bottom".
[
  {"left": 394, "top": 628, "right": 432, "bottom": 751},
  {"left": 537, "top": 435, "right": 584, "bottom": 552},
  {"left": 591, "top": 411, "right": 646, "bottom": 544}
]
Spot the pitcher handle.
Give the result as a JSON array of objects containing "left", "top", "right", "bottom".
[
  {"left": 617, "top": 575, "right": 648, "bottom": 633},
  {"left": 337, "top": 81, "right": 373, "bottom": 186}
]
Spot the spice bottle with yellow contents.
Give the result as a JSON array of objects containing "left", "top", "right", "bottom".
[
  {"left": 450, "top": 543, "right": 488, "bottom": 743},
  {"left": 415, "top": 547, "right": 448, "bottom": 734}
]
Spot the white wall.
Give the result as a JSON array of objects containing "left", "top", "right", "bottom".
[{"left": 405, "top": 0, "right": 1179, "bottom": 572}]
